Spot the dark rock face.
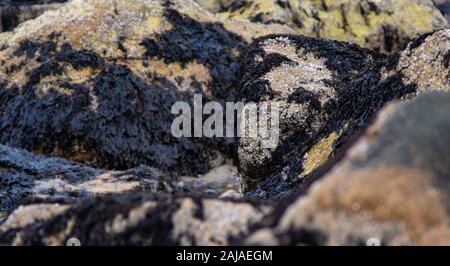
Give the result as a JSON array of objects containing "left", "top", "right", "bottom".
[
  {"left": 0, "top": 193, "right": 272, "bottom": 246},
  {"left": 244, "top": 92, "right": 450, "bottom": 246},
  {"left": 0, "top": 0, "right": 292, "bottom": 176},
  {"left": 237, "top": 29, "right": 450, "bottom": 200}
]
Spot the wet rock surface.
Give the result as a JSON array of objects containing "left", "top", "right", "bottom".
[
  {"left": 244, "top": 92, "right": 450, "bottom": 245},
  {"left": 237, "top": 29, "right": 450, "bottom": 200},
  {"left": 197, "top": 0, "right": 449, "bottom": 53},
  {"left": 0, "top": 0, "right": 292, "bottom": 176}
]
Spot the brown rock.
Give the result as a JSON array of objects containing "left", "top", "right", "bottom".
[
  {"left": 245, "top": 92, "right": 450, "bottom": 245},
  {"left": 0, "top": 194, "right": 272, "bottom": 246}
]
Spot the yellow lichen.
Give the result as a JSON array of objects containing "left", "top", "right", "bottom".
[
  {"left": 302, "top": 132, "right": 339, "bottom": 176},
  {"left": 209, "top": 0, "right": 447, "bottom": 51}
]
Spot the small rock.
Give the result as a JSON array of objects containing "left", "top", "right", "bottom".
[{"left": 219, "top": 189, "right": 242, "bottom": 199}]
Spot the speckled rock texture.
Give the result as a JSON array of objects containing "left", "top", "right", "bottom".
[
  {"left": 0, "top": 0, "right": 292, "bottom": 176},
  {"left": 237, "top": 29, "right": 450, "bottom": 199},
  {"left": 0, "top": 144, "right": 180, "bottom": 222},
  {"left": 197, "top": 0, "right": 449, "bottom": 53},
  {"left": 0, "top": 193, "right": 272, "bottom": 246},
  {"left": 0, "top": 1, "right": 66, "bottom": 32},
  {"left": 244, "top": 92, "right": 450, "bottom": 246}
]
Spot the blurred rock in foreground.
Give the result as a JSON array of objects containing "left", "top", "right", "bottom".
[
  {"left": 3, "top": 93, "right": 450, "bottom": 246},
  {"left": 244, "top": 92, "right": 450, "bottom": 246},
  {"left": 0, "top": 194, "right": 272, "bottom": 246}
]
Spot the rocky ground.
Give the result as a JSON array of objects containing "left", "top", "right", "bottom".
[{"left": 0, "top": 0, "right": 449, "bottom": 246}]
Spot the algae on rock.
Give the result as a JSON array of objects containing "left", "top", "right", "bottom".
[
  {"left": 237, "top": 29, "right": 450, "bottom": 199},
  {"left": 245, "top": 92, "right": 450, "bottom": 246},
  {"left": 197, "top": 0, "right": 449, "bottom": 53},
  {"left": 0, "top": 0, "right": 292, "bottom": 176}
]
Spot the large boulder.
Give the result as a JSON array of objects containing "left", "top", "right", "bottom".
[
  {"left": 0, "top": 193, "right": 272, "bottom": 245},
  {"left": 197, "top": 0, "right": 449, "bottom": 53},
  {"left": 244, "top": 92, "right": 450, "bottom": 245},
  {"left": 0, "top": 0, "right": 292, "bottom": 176},
  {"left": 237, "top": 29, "right": 450, "bottom": 199}
]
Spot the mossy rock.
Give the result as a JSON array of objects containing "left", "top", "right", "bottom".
[{"left": 197, "top": 0, "right": 449, "bottom": 53}]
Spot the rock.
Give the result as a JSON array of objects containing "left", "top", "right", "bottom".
[
  {"left": 434, "top": 0, "right": 450, "bottom": 23},
  {"left": 180, "top": 163, "right": 240, "bottom": 196},
  {"left": 0, "top": 1, "right": 66, "bottom": 32},
  {"left": 197, "top": 0, "right": 449, "bottom": 53},
  {"left": 0, "top": 204, "right": 70, "bottom": 235},
  {"left": 0, "top": 193, "right": 272, "bottom": 245},
  {"left": 0, "top": 0, "right": 293, "bottom": 176},
  {"left": 237, "top": 29, "right": 450, "bottom": 199},
  {"left": 219, "top": 189, "right": 242, "bottom": 199},
  {"left": 0, "top": 144, "right": 180, "bottom": 219},
  {"left": 244, "top": 92, "right": 450, "bottom": 245},
  {"left": 383, "top": 28, "right": 450, "bottom": 93},
  {"left": 3, "top": 93, "right": 450, "bottom": 246}
]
